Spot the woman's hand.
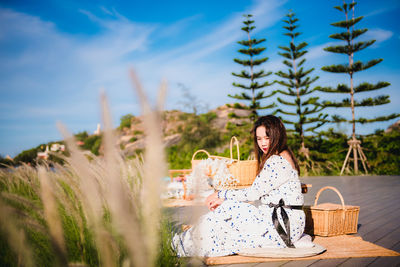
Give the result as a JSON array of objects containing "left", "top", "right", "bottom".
[{"left": 205, "top": 191, "right": 224, "bottom": 211}]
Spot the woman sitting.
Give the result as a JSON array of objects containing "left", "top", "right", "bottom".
[{"left": 172, "top": 115, "right": 305, "bottom": 257}]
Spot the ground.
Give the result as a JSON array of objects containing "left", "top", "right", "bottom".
[{"left": 167, "top": 175, "right": 400, "bottom": 266}]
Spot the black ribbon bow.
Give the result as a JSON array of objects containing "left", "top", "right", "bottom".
[{"left": 268, "top": 198, "right": 302, "bottom": 248}]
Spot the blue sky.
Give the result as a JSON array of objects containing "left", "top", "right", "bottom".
[{"left": 0, "top": 0, "right": 399, "bottom": 157}]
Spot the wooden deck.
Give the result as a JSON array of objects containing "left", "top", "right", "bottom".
[{"left": 168, "top": 175, "right": 400, "bottom": 266}]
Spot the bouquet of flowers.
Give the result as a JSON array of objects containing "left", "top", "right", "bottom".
[{"left": 185, "top": 158, "right": 239, "bottom": 198}]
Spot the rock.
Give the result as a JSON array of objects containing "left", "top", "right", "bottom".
[
  {"left": 162, "top": 110, "right": 188, "bottom": 135},
  {"left": 163, "top": 133, "right": 181, "bottom": 147},
  {"left": 123, "top": 139, "right": 146, "bottom": 156},
  {"left": 211, "top": 104, "right": 251, "bottom": 130},
  {"left": 119, "top": 135, "right": 135, "bottom": 145}
]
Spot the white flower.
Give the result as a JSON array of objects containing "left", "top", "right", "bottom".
[{"left": 186, "top": 158, "right": 239, "bottom": 196}]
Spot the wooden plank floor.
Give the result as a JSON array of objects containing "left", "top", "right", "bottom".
[{"left": 168, "top": 175, "right": 400, "bottom": 266}]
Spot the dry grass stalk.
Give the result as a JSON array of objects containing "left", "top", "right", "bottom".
[
  {"left": 0, "top": 199, "right": 35, "bottom": 267},
  {"left": 61, "top": 119, "right": 132, "bottom": 266},
  {"left": 38, "top": 166, "right": 69, "bottom": 266},
  {"left": 0, "top": 70, "right": 169, "bottom": 266},
  {"left": 50, "top": 166, "right": 85, "bottom": 231},
  {"left": 130, "top": 70, "right": 167, "bottom": 266},
  {"left": 0, "top": 191, "right": 41, "bottom": 213},
  {"left": 49, "top": 70, "right": 168, "bottom": 267},
  {"left": 57, "top": 123, "right": 120, "bottom": 267},
  {"left": 100, "top": 92, "right": 148, "bottom": 267},
  {"left": 57, "top": 123, "right": 105, "bottom": 220},
  {"left": 0, "top": 191, "right": 47, "bottom": 235}
]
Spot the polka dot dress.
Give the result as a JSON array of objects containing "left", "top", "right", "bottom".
[{"left": 172, "top": 155, "right": 305, "bottom": 257}]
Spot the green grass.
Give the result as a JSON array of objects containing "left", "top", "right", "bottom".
[{"left": 0, "top": 78, "right": 183, "bottom": 266}]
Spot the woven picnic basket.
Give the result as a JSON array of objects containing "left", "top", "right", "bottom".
[
  {"left": 227, "top": 136, "right": 257, "bottom": 186},
  {"left": 304, "top": 186, "right": 360, "bottom": 237},
  {"left": 191, "top": 149, "right": 212, "bottom": 170},
  {"left": 191, "top": 137, "right": 258, "bottom": 187}
]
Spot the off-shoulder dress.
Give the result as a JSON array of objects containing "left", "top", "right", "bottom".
[{"left": 172, "top": 155, "right": 305, "bottom": 257}]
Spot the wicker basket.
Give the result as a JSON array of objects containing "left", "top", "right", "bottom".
[
  {"left": 227, "top": 136, "right": 257, "bottom": 186},
  {"left": 304, "top": 186, "right": 360, "bottom": 237},
  {"left": 191, "top": 149, "right": 211, "bottom": 170},
  {"left": 190, "top": 137, "right": 258, "bottom": 187}
]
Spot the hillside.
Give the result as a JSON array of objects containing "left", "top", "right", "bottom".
[
  {"left": 3, "top": 108, "right": 399, "bottom": 175},
  {"left": 118, "top": 104, "right": 252, "bottom": 157}
]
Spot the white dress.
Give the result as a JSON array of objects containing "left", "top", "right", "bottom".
[{"left": 172, "top": 155, "right": 305, "bottom": 257}]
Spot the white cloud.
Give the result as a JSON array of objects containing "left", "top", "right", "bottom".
[
  {"left": 304, "top": 42, "right": 336, "bottom": 61},
  {"left": 301, "top": 28, "right": 393, "bottom": 62},
  {"left": 363, "top": 28, "right": 393, "bottom": 46},
  {"left": 364, "top": 1, "right": 400, "bottom": 18},
  {"left": 154, "top": 14, "right": 203, "bottom": 39},
  {"left": 0, "top": 0, "right": 286, "bottom": 120},
  {"left": 364, "top": 7, "right": 392, "bottom": 18},
  {"left": 0, "top": 1, "right": 286, "bottom": 155},
  {"left": 129, "top": 0, "right": 287, "bottom": 111},
  {"left": 0, "top": 7, "right": 153, "bottom": 111},
  {"left": 139, "top": 0, "right": 285, "bottom": 67}
]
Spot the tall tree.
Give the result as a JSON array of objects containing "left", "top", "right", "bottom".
[
  {"left": 318, "top": 0, "right": 399, "bottom": 174},
  {"left": 228, "top": 14, "right": 275, "bottom": 121},
  {"left": 275, "top": 11, "right": 328, "bottom": 158}
]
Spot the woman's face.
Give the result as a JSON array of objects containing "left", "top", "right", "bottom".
[{"left": 256, "top": 126, "right": 270, "bottom": 154}]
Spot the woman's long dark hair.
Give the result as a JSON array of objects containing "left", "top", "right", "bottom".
[{"left": 252, "top": 115, "right": 300, "bottom": 175}]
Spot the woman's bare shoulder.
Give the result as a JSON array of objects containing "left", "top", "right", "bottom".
[{"left": 279, "top": 150, "right": 296, "bottom": 170}]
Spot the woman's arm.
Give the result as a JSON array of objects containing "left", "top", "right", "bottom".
[{"left": 218, "top": 155, "right": 290, "bottom": 202}]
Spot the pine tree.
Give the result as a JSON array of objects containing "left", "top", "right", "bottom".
[
  {"left": 228, "top": 14, "right": 275, "bottom": 121},
  {"left": 275, "top": 11, "right": 328, "bottom": 158},
  {"left": 318, "top": 0, "right": 399, "bottom": 174}
]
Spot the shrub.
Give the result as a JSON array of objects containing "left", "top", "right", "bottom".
[
  {"left": 74, "top": 131, "right": 89, "bottom": 142},
  {"left": 82, "top": 135, "right": 102, "bottom": 155},
  {"left": 0, "top": 155, "right": 14, "bottom": 168},
  {"left": 14, "top": 148, "right": 39, "bottom": 165},
  {"left": 119, "top": 114, "right": 134, "bottom": 130}
]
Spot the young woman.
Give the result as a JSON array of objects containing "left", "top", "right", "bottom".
[{"left": 172, "top": 115, "right": 305, "bottom": 257}]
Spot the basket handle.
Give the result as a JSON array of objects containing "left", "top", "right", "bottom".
[
  {"left": 314, "top": 186, "right": 346, "bottom": 210},
  {"left": 191, "top": 149, "right": 210, "bottom": 161},
  {"left": 230, "top": 136, "right": 240, "bottom": 161}
]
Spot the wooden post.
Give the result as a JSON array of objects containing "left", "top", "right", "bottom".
[
  {"left": 299, "top": 146, "right": 310, "bottom": 160},
  {"left": 353, "top": 143, "right": 358, "bottom": 174},
  {"left": 299, "top": 146, "right": 310, "bottom": 176},
  {"left": 358, "top": 145, "right": 368, "bottom": 174},
  {"left": 340, "top": 138, "right": 368, "bottom": 175}
]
